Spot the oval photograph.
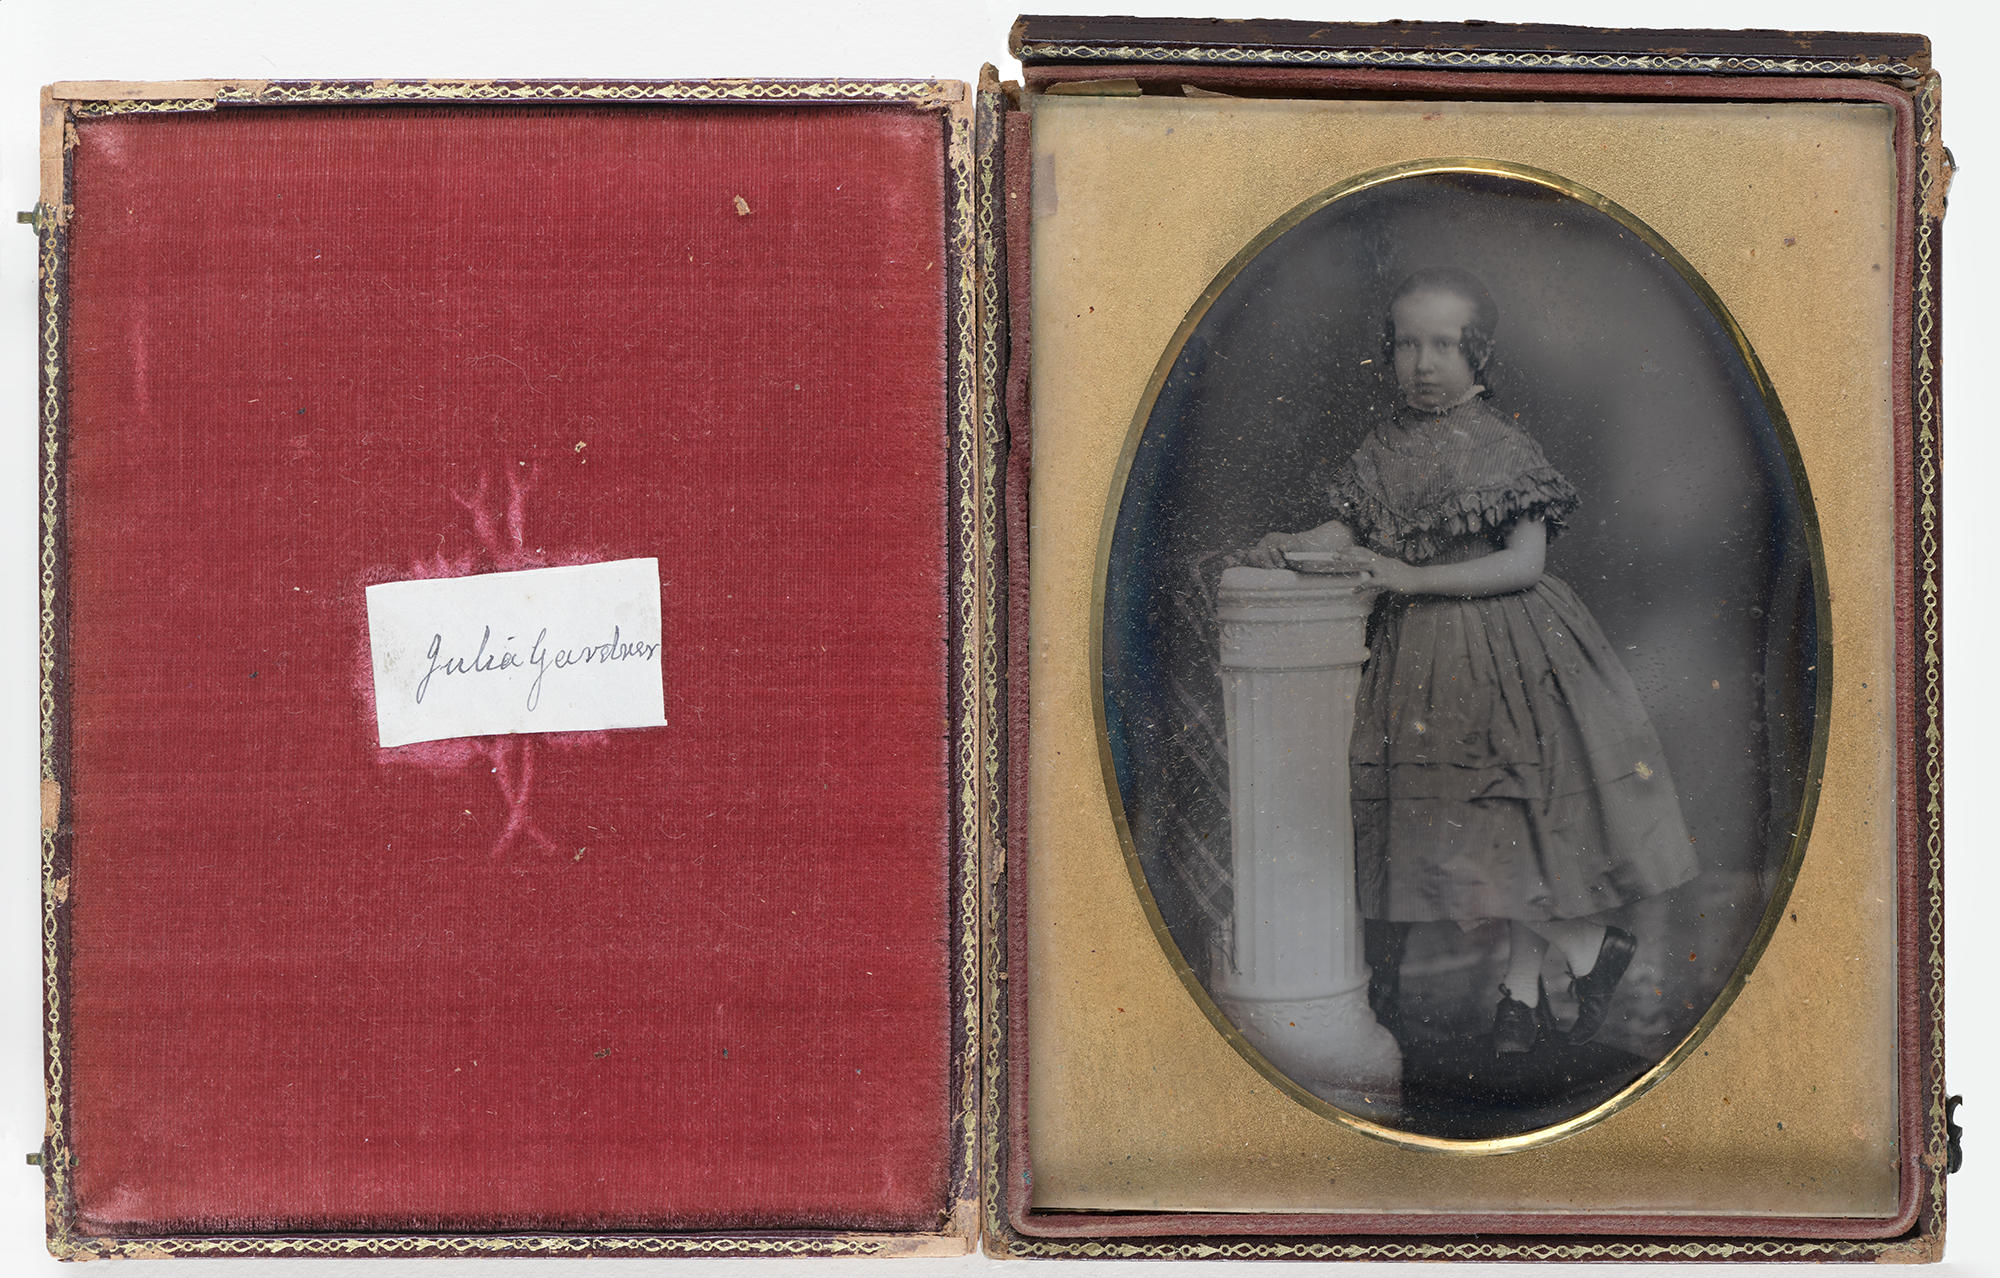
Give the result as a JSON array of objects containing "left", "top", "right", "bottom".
[{"left": 1099, "top": 162, "right": 1825, "bottom": 1146}]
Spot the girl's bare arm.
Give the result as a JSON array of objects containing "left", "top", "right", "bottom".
[{"left": 1335, "top": 517, "right": 1546, "bottom": 597}]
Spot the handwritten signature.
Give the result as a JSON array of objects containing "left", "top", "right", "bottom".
[{"left": 415, "top": 625, "right": 661, "bottom": 711}]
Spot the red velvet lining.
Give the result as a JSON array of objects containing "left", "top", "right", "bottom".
[{"left": 63, "top": 103, "right": 955, "bottom": 1236}]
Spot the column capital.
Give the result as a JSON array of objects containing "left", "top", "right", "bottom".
[{"left": 1217, "top": 567, "right": 1378, "bottom": 670}]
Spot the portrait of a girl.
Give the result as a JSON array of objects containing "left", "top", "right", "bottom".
[{"left": 1245, "top": 266, "right": 1700, "bottom": 1054}]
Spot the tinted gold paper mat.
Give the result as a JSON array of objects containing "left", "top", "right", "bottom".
[{"left": 1026, "top": 96, "right": 1900, "bottom": 1217}]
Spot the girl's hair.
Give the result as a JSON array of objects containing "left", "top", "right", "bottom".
[{"left": 1381, "top": 266, "right": 1501, "bottom": 384}]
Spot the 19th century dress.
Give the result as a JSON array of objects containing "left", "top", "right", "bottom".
[{"left": 1334, "top": 396, "right": 1698, "bottom": 923}]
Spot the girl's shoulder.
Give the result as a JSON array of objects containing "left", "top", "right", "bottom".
[{"left": 1440, "top": 399, "right": 1558, "bottom": 476}]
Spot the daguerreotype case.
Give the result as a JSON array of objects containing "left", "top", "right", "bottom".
[{"left": 34, "top": 15, "right": 1949, "bottom": 1264}]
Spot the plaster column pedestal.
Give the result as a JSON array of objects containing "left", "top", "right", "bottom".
[{"left": 1210, "top": 566, "right": 1402, "bottom": 1116}]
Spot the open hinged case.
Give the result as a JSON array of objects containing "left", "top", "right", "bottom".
[{"left": 35, "top": 15, "right": 1948, "bottom": 1263}]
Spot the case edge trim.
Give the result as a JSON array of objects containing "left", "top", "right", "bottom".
[{"left": 983, "top": 64, "right": 1947, "bottom": 1265}]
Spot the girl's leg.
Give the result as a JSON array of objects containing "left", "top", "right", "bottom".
[
  {"left": 1524, "top": 918, "right": 1638, "bottom": 1044},
  {"left": 1501, "top": 922, "right": 1549, "bottom": 1005},
  {"left": 1524, "top": 919, "right": 1609, "bottom": 976},
  {"left": 1364, "top": 920, "right": 1410, "bottom": 1036},
  {"left": 1495, "top": 922, "right": 1558, "bottom": 1053}
]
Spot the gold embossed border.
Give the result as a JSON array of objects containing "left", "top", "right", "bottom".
[
  {"left": 36, "top": 77, "right": 988, "bottom": 1261},
  {"left": 34, "top": 199, "right": 76, "bottom": 1263},
  {"left": 983, "top": 66, "right": 1947, "bottom": 1266},
  {"left": 1013, "top": 41, "right": 1923, "bottom": 79},
  {"left": 63, "top": 77, "right": 949, "bottom": 118},
  {"left": 973, "top": 71, "right": 1014, "bottom": 1257},
  {"left": 943, "top": 85, "right": 989, "bottom": 1245},
  {"left": 1913, "top": 70, "right": 1949, "bottom": 1261},
  {"left": 991, "top": 1238, "right": 1931, "bottom": 1262},
  {"left": 54, "top": 1235, "right": 958, "bottom": 1262}
]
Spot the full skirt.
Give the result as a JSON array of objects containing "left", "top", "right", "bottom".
[{"left": 1351, "top": 575, "right": 1698, "bottom": 922}]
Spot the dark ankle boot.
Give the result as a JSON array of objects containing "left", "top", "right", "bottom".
[
  {"left": 1493, "top": 983, "right": 1542, "bottom": 1054},
  {"left": 1567, "top": 926, "right": 1637, "bottom": 1044}
]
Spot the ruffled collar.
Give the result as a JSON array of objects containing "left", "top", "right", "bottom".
[
  {"left": 1403, "top": 384, "right": 1489, "bottom": 415},
  {"left": 1331, "top": 399, "right": 1579, "bottom": 563}
]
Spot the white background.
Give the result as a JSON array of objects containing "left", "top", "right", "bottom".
[{"left": 1, "top": 1, "right": 1992, "bottom": 1275}]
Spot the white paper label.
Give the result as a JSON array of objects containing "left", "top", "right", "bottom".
[{"left": 365, "top": 559, "right": 666, "bottom": 747}]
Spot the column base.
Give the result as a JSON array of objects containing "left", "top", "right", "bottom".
[{"left": 1217, "top": 987, "right": 1403, "bottom": 1118}]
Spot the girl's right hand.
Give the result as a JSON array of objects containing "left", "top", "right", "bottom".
[{"left": 1241, "top": 532, "right": 1294, "bottom": 568}]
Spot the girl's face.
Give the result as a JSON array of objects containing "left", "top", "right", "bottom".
[{"left": 1391, "top": 289, "right": 1480, "bottom": 412}]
